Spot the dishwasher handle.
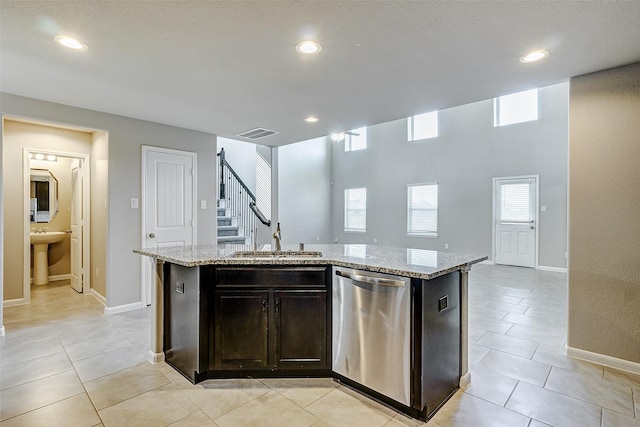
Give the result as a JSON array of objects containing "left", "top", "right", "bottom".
[{"left": 336, "top": 270, "right": 405, "bottom": 288}]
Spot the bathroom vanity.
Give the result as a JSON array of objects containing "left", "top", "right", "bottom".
[{"left": 135, "top": 244, "right": 486, "bottom": 420}]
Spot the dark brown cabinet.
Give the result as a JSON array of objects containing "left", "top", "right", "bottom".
[
  {"left": 211, "top": 266, "right": 330, "bottom": 375},
  {"left": 274, "top": 289, "right": 327, "bottom": 369},
  {"left": 214, "top": 290, "right": 269, "bottom": 369}
]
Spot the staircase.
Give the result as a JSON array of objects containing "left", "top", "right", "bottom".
[
  {"left": 216, "top": 148, "right": 270, "bottom": 245},
  {"left": 216, "top": 199, "right": 247, "bottom": 244}
]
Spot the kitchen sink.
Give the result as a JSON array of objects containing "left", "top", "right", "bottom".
[{"left": 230, "top": 250, "right": 323, "bottom": 259}]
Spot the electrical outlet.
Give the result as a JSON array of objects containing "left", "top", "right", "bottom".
[
  {"left": 96, "top": 267, "right": 99, "bottom": 278},
  {"left": 176, "top": 282, "right": 184, "bottom": 294},
  {"left": 445, "top": 243, "right": 449, "bottom": 249},
  {"left": 316, "top": 236, "right": 320, "bottom": 241},
  {"left": 541, "top": 205, "right": 547, "bottom": 212},
  {"left": 438, "top": 296, "right": 449, "bottom": 312},
  {"left": 373, "top": 238, "right": 377, "bottom": 244},
  {"left": 200, "top": 200, "right": 207, "bottom": 209}
]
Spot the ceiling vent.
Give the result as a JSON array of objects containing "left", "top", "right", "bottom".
[{"left": 236, "top": 128, "right": 279, "bottom": 140}]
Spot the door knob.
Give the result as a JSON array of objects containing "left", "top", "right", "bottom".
[{"left": 149, "top": 233, "right": 156, "bottom": 238}]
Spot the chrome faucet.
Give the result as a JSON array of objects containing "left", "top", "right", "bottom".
[{"left": 272, "top": 222, "right": 282, "bottom": 251}]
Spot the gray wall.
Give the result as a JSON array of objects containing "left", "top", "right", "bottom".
[
  {"left": 568, "top": 62, "right": 640, "bottom": 364},
  {"left": 330, "top": 83, "right": 568, "bottom": 268},
  {"left": 217, "top": 136, "right": 257, "bottom": 195},
  {"left": 1, "top": 93, "right": 217, "bottom": 310},
  {"left": 278, "top": 137, "right": 332, "bottom": 245}
]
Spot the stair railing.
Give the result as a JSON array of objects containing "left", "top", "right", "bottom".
[{"left": 218, "top": 148, "right": 271, "bottom": 245}]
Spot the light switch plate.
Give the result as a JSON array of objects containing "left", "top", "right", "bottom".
[
  {"left": 130, "top": 198, "right": 138, "bottom": 209},
  {"left": 200, "top": 200, "right": 207, "bottom": 209}
]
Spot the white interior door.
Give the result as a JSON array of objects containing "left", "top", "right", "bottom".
[
  {"left": 142, "top": 147, "right": 196, "bottom": 304},
  {"left": 494, "top": 177, "right": 537, "bottom": 268},
  {"left": 70, "top": 159, "right": 84, "bottom": 292}
]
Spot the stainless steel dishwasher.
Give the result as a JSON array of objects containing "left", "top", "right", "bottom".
[{"left": 332, "top": 266, "right": 411, "bottom": 406}]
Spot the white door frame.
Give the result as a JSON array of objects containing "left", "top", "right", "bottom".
[
  {"left": 140, "top": 145, "right": 197, "bottom": 306},
  {"left": 22, "top": 148, "right": 91, "bottom": 303},
  {"left": 491, "top": 174, "right": 539, "bottom": 268}
]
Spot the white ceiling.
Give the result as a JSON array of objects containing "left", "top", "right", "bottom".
[{"left": 2, "top": 1, "right": 640, "bottom": 147}]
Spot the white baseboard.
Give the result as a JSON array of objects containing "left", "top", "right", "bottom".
[
  {"left": 3, "top": 298, "right": 26, "bottom": 307},
  {"left": 0, "top": 325, "right": 5, "bottom": 337},
  {"left": 537, "top": 265, "right": 567, "bottom": 273},
  {"left": 104, "top": 301, "right": 145, "bottom": 315},
  {"left": 566, "top": 345, "right": 640, "bottom": 375},
  {"left": 479, "top": 260, "right": 495, "bottom": 265},
  {"left": 459, "top": 372, "right": 471, "bottom": 388},
  {"left": 147, "top": 350, "right": 165, "bottom": 364},
  {"left": 91, "top": 289, "right": 106, "bottom": 306}
]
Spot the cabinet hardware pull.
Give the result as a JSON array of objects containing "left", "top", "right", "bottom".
[
  {"left": 275, "top": 297, "right": 280, "bottom": 313},
  {"left": 262, "top": 298, "right": 267, "bottom": 312}
]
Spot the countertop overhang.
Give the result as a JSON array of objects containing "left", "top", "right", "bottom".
[{"left": 134, "top": 244, "right": 487, "bottom": 280}]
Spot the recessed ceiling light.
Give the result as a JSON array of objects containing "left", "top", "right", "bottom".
[
  {"left": 305, "top": 116, "right": 319, "bottom": 123},
  {"left": 55, "top": 35, "right": 87, "bottom": 51},
  {"left": 296, "top": 40, "right": 321, "bottom": 55},
  {"left": 520, "top": 49, "right": 548, "bottom": 63},
  {"left": 34, "top": 153, "right": 45, "bottom": 160},
  {"left": 46, "top": 155, "right": 58, "bottom": 161}
]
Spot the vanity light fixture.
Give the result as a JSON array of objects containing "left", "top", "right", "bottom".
[
  {"left": 55, "top": 35, "right": 88, "bottom": 51},
  {"left": 305, "top": 116, "right": 319, "bottom": 123},
  {"left": 296, "top": 40, "right": 321, "bottom": 55},
  {"left": 30, "top": 152, "right": 58, "bottom": 161},
  {"left": 520, "top": 49, "right": 548, "bottom": 63}
]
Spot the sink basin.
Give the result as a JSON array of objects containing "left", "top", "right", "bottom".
[
  {"left": 30, "top": 231, "right": 66, "bottom": 285},
  {"left": 231, "top": 250, "right": 323, "bottom": 259},
  {"left": 30, "top": 231, "right": 66, "bottom": 245}
]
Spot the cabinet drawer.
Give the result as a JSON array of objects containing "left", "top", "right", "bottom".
[{"left": 215, "top": 267, "right": 327, "bottom": 288}]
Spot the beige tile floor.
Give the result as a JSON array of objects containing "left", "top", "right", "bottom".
[{"left": 1, "top": 265, "right": 639, "bottom": 426}]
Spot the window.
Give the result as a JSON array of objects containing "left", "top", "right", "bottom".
[
  {"left": 344, "top": 127, "right": 367, "bottom": 152},
  {"left": 408, "top": 111, "right": 438, "bottom": 141},
  {"left": 499, "top": 182, "right": 531, "bottom": 222},
  {"left": 407, "top": 183, "right": 438, "bottom": 236},
  {"left": 344, "top": 187, "right": 367, "bottom": 232},
  {"left": 494, "top": 89, "right": 538, "bottom": 127}
]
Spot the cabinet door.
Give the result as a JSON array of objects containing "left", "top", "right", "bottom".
[
  {"left": 274, "top": 290, "right": 328, "bottom": 369},
  {"left": 214, "top": 290, "right": 269, "bottom": 369}
]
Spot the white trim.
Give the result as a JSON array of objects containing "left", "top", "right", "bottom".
[
  {"left": 147, "top": 350, "right": 165, "bottom": 364},
  {"left": 459, "top": 372, "right": 471, "bottom": 388},
  {"left": 0, "top": 325, "right": 5, "bottom": 337},
  {"left": 104, "top": 301, "right": 145, "bottom": 316},
  {"left": 479, "top": 260, "right": 495, "bottom": 265},
  {"left": 566, "top": 346, "right": 640, "bottom": 376},
  {"left": 140, "top": 146, "right": 197, "bottom": 307},
  {"left": 3, "top": 298, "right": 26, "bottom": 307},
  {"left": 537, "top": 265, "right": 567, "bottom": 273},
  {"left": 91, "top": 289, "right": 107, "bottom": 306}
]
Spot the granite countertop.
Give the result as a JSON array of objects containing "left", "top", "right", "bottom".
[{"left": 134, "top": 243, "right": 487, "bottom": 280}]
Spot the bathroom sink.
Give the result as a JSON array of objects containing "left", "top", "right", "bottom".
[
  {"left": 30, "top": 231, "right": 66, "bottom": 286},
  {"left": 231, "top": 250, "right": 323, "bottom": 259},
  {"left": 30, "top": 231, "right": 66, "bottom": 245}
]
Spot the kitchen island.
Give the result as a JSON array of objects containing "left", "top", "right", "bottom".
[{"left": 135, "top": 243, "right": 486, "bottom": 420}]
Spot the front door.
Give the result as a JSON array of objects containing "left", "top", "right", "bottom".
[
  {"left": 494, "top": 176, "right": 537, "bottom": 268},
  {"left": 70, "top": 159, "right": 84, "bottom": 292},
  {"left": 142, "top": 146, "right": 196, "bottom": 305}
]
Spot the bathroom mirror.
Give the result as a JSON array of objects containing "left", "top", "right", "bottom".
[{"left": 30, "top": 168, "right": 59, "bottom": 223}]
